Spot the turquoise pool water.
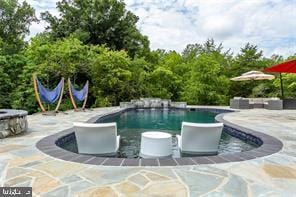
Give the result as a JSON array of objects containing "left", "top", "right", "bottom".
[
  {"left": 60, "top": 109, "right": 256, "bottom": 158},
  {"left": 98, "top": 108, "right": 216, "bottom": 132},
  {"left": 92, "top": 108, "right": 255, "bottom": 158}
]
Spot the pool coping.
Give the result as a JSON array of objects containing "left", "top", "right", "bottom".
[{"left": 36, "top": 107, "right": 283, "bottom": 166}]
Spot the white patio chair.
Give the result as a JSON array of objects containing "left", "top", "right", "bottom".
[
  {"left": 73, "top": 122, "right": 120, "bottom": 155},
  {"left": 176, "top": 122, "right": 223, "bottom": 155}
]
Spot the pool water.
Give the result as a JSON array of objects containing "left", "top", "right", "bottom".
[{"left": 61, "top": 109, "right": 256, "bottom": 158}]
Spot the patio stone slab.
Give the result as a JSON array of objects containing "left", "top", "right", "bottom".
[
  {"left": 250, "top": 184, "right": 280, "bottom": 196},
  {"left": 34, "top": 160, "right": 85, "bottom": 177},
  {"left": 77, "top": 186, "right": 117, "bottom": 197},
  {"left": 79, "top": 167, "right": 139, "bottom": 186},
  {"left": 115, "top": 181, "right": 140, "bottom": 195},
  {"left": 5, "top": 167, "right": 31, "bottom": 179},
  {"left": 8, "top": 154, "right": 45, "bottom": 167},
  {"left": 147, "top": 168, "right": 177, "bottom": 179},
  {"left": 263, "top": 164, "right": 296, "bottom": 179},
  {"left": 61, "top": 174, "right": 82, "bottom": 184},
  {"left": 128, "top": 174, "right": 149, "bottom": 187},
  {"left": 14, "top": 180, "right": 31, "bottom": 187},
  {"left": 20, "top": 160, "right": 42, "bottom": 168},
  {"left": 1, "top": 107, "right": 296, "bottom": 195},
  {"left": 145, "top": 172, "right": 170, "bottom": 181},
  {"left": 141, "top": 180, "right": 187, "bottom": 196},
  {"left": 0, "top": 144, "right": 27, "bottom": 153},
  {"left": 42, "top": 186, "right": 69, "bottom": 197},
  {"left": 4, "top": 176, "right": 32, "bottom": 187},
  {"left": 32, "top": 175, "right": 60, "bottom": 194},
  {"left": 221, "top": 175, "right": 248, "bottom": 196},
  {"left": 175, "top": 169, "right": 224, "bottom": 196},
  {"left": 69, "top": 180, "right": 94, "bottom": 193}
]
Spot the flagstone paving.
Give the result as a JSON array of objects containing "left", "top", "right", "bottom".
[{"left": 0, "top": 107, "right": 296, "bottom": 196}]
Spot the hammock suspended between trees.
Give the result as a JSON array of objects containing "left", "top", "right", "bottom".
[
  {"left": 33, "top": 74, "right": 64, "bottom": 113},
  {"left": 68, "top": 78, "right": 89, "bottom": 111}
]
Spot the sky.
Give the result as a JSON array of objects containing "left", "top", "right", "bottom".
[{"left": 27, "top": 0, "right": 296, "bottom": 57}]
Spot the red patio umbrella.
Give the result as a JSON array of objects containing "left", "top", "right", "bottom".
[{"left": 263, "top": 59, "right": 296, "bottom": 98}]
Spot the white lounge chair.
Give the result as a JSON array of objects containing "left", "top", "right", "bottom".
[
  {"left": 73, "top": 122, "right": 120, "bottom": 155},
  {"left": 176, "top": 122, "right": 223, "bottom": 155}
]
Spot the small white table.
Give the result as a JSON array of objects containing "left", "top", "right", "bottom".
[{"left": 140, "top": 131, "right": 172, "bottom": 158}]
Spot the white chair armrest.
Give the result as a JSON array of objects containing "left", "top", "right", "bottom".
[
  {"left": 116, "top": 135, "right": 120, "bottom": 151},
  {"left": 176, "top": 135, "right": 181, "bottom": 149}
]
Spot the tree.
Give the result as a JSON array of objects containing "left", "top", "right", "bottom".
[
  {"left": 12, "top": 36, "right": 91, "bottom": 112},
  {"left": 147, "top": 66, "right": 181, "bottom": 99},
  {"left": 89, "top": 47, "right": 132, "bottom": 106},
  {"left": 0, "top": 0, "right": 36, "bottom": 108},
  {"left": 0, "top": 56, "right": 12, "bottom": 107},
  {"left": 181, "top": 54, "right": 230, "bottom": 105},
  {"left": 229, "top": 43, "right": 269, "bottom": 98},
  {"left": 0, "top": 0, "right": 37, "bottom": 54},
  {"left": 231, "top": 43, "right": 264, "bottom": 75},
  {"left": 182, "top": 39, "right": 231, "bottom": 62},
  {"left": 41, "top": 0, "right": 150, "bottom": 58}
]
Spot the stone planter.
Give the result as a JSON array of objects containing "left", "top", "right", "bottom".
[
  {"left": 170, "top": 102, "right": 187, "bottom": 109},
  {"left": 140, "top": 98, "right": 152, "bottom": 108},
  {"left": 119, "top": 102, "right": 135, "bottom": 108},
  {"left": 134, "top": 100, "right": 145, "bottom": 108},
  {"left": 120, "top": 98, "right": 186, "bottom": 109},
  {"left": 0, "top": 109, "right": 28, "bottom": 139},
  {"left": 150, "top": 98, "right": 162, "bottom": 108},
  {"left": 162, "top": 100, "right": 171, "bottom": 108}
]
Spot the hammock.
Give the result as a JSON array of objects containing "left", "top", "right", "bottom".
[
  {"left": 33, "top": 74, "right": 64, "bottom": 113},
  {"left": 36, "top": 78, "right": 64, "bottom": 104},
  {"left": 70, "top": 81, "right": 88, "bottom": 102},
  {"left": 68, "top": 78, "right": 89, "bottom": 110}
]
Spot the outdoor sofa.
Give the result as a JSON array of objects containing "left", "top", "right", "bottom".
[{"left": 230, "top": 97, "right": 283, "bottom": 110}]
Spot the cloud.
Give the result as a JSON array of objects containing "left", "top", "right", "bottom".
[
  {"left": 27, "top": 0, "right": 296, "bottom": 57},
  {"left": 26, "top": 0, "right": 58, "bottom": 38}
]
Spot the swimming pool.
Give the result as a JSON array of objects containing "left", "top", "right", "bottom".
[{"left": 60, "top": 108, "right": 256, "bottom": 158}]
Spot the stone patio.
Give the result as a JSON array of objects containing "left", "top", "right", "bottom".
[{"left": 0, "top": 106, "right": 296, "bottom": 196}]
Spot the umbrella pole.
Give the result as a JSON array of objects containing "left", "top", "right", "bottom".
[{"left": 280, "top": 73, "right": 284, "bottom": 99}]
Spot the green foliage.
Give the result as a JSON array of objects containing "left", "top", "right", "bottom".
[
  {"left": 182, "top": 54, "right": 230, "bottom": 105},
  {"left": 182, "top": 39, "right": 231, "bottom": 62},
  {"left": 41, "top": 0, "right": 150, "bottom": 58},
  {"left": 89, "top": 47, "right": 132, "bottom": 106},
  {"left": 0, "top": 0, "right": 37, "bottom": 54},
  {"left": 228, "top": 43, "right": 272, "bottom": 98},
  {"left": 273, "top": 74, "right": 296, "bottom": 98},
  {"left": 9, "top": 36, "right": 296, "bottom": 113},
  {"left": 1, "top": 0, "right": 295, "bottom": 113},
  {"left": 0, "top": 0, "right": 36, "bottom": 108},
  {"left": 147, "top": 51, "right": 186, "bottom": 100},
  {"left": 147, "top": 66, "right": 181, "bottom": 99},
  {"left": 0, "top": 56, "right": 11, "bottom": 107},
  {"left": 12, "top": 36, "right": 92, "bottom": 113}
]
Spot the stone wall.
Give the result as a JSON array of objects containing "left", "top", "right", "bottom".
[
  {"left": 120, "top": 98, "right": 187, "bottom": 109},
  {"left": 0, "top": 110, "right": 28, "bottom": 139}
]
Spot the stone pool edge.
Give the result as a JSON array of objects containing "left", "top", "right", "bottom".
[{"left": 36, "top": 107, "right": 283, "bottom": 167}]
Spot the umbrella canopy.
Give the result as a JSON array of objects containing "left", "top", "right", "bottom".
[
  {"left": 263, "top": 59, "right": 296, "bottom": 73},
  {"left": 231, "top": 70, "right": 275, "bottom": 81},
  {"left": 263, "top": 59, "right": 296, "bottom": 98}
]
